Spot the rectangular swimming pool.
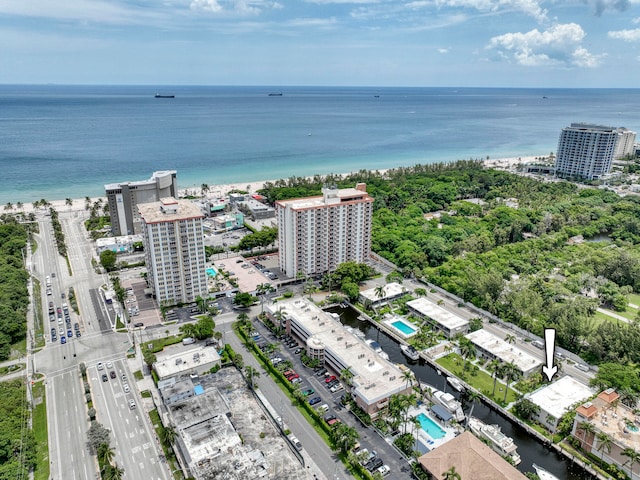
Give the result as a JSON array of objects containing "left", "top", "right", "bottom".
[
  {"left": 416, "top": 413, "right": 446, "bottom": 439},
  {"left": 391, "top": 319, "right": 417, "bottom": 336},
  {"left": 206, "top": 267, "right": 218, "bottom": 277}
]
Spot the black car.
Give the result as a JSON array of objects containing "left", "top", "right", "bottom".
[
  {"left": 366, "top": 458, "right": 384, "bottom": 472},
  {"left": 316, "top": 368, "right": 327, "bottom": 376},
  {"left": 110, "top": 371, "right": 116, "bottom": 379},
  {"left": 294, "top": 347, "right": 303, "bottom": 354},
  {"left": 327, "top": 379, "right": 339, "bottom": 388},
  {"left": 101, "top": 374, "right": 108, "bottom": 382}
]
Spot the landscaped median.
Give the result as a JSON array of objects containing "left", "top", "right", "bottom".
[{"left": 32, "top": 379, "right": 50, "bottom": 480}]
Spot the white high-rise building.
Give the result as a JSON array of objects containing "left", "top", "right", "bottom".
[
  {"left": 139, "top": 197, "right": 208, "bottom": 306},
  {"left": 555, "top": 123, "right": 635, "bottom": 180},
  {"left": 275, "top": 183, "right": 373, "bottom": 278}
]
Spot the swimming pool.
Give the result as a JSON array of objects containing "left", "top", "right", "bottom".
[
  {"left": 206, "top": 267, "right": 218, "bottom": 277},
  {"left": 416, "top": 413, "right": 446, "bottom": 439},
  {"left": 390, "top": 319, "right": 417, "bottom": 336}
]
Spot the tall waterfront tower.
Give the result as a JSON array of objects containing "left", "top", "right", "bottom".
[
  {"left": 554, "top": 123, "right": 635, "bottom": 180},
  {"left": 275, "top": 183, "right": 374, "bottom": 278},
  {"left": 138, "top": 197, "right": 208, "bottom": 305}
]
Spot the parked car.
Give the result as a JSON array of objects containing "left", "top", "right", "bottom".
[
  {"left": 315, "top": 368, "right": 327, "bottom": 376},
  {"left": 294, "top": 347, "right": 303, "bottom": 354},
  {"left": 302, "top": 388, "right": 315, "bottom": 396},
  {"left": 128, "top": 399, "right": 136, "bottom": 409},
  {"left": 102, "top": 374, "right": 108, "bottom": 382},
  {"left": 110, "top": 371, "right": 116, "bottom": 379},
  {"left": 325, "top": 375, "right": 336, "bottom": 383},
  {"left": 309, "top": 396, "right": 321, "bottom": 405},
  {"left": 366, "top": 458, "right": 384, "bottom": 472},
  {"left": 377, "top": 465, "right": 391, "bottom": 476},
  {"left": 330, "top": 383, "right": 344, "bottom": 393}
]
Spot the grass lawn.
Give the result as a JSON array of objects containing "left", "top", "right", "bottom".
[
  {"left": 596, "top": 308, "right": 635, "bottom": 322},
  {"left": 436, "top": 353, "right": 519, "bottom": 405},
  {"left": 592, "top": 311, "right": 622, "bottom": 327},
  {"left": 32, "top": 381, "right": 50, "bottom": 480},
  {"left": 143, "top": 335, "right": 182, "bottom": 353},
  {"left": 628, "top": 292, "right": 640, "bottom": 307}
]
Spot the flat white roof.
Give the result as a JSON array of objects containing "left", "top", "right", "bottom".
[
  {"left": 269, "top": 298, "right": 408, "bottom": 405},
  {"left": 275, "top": 186, "right": 372, "bottom": 210},
  {"left": 155, "top": 345, "right": 220, "bottom": 379},
  {"left": 407, "top": 297, "right": 469, "bottom": 330},
  {"left": 466, "top": 329, "right": 542, "bottom": 374},
  {"left": 360, "top": 282, "right": 406, "bottom": 303},
  {"left": 528, "top": 376, "right": 594, "bottom": 419}
]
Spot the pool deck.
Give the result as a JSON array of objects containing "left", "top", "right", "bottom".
[
  {"left": 384, "top": 316, "right": 417, "bottom": 339},
  {"left": 406, "top": 406, "right": 458, "bottom": 454}
]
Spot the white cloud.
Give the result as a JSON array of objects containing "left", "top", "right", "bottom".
[
  {"left": 487, "top": 23, "right": 603, "bottom": 67},
  {"left": 438, "top": 47, "right": 449, "bottom": 53},
  {"left": 608, "top": 28, "right": 640, "bottom": 41},
  {"left": 190, "top": 0, "right": 282, "bottom": 15},
  {"left": 305, "top": 0, "right": 380, "bottom": 3},
  {"left": 434, "top": 0, "right": 548, "bottom": 22}
]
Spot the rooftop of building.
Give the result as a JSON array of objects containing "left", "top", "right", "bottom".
[
  {"left": 528, "top": 375, "right": 594, "bottom": 420},
  {"left": 274, "top": 183, "right": 373, "bottom": 210},
  {"left": 577, "top": 389, "right": 640, "bottom": 452},
  {"left": 169, "top": 369, "right": 306, "bottom": 480},
  {"left": 95, "top": 234, "right": 144, "bottom": 247},
  {"left": 138, "top": 197, "right": 204, "bottom": 224},
  {"left": 407, "top": 297, "right": 469, "bottom": 330},
  {"left": 466, "top": 329, "right": 542, "bottom": 374},
  {"left": 269, "top": 298, "right": 408, "bottom": 404},
  {"left": 154, "top": 344, "right": 220, "bottom": 379},
  {"left": 104, "top": 170, "right": 176, "bottom": 190},
  {"left": 359, "top": 282, "right": 406, "bottom": 303},
  {"left": 417, "top": 431, "right": 528, "bottom": 480}
]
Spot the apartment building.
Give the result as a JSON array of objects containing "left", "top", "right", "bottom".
[
  {"left": 555, "top": 123, "right": 635, "bottom": 180},
  {"left": 275, "top": 183, "right": 373, "bottom": 278},
  {"left": 105, "top": 170, "right": 178, "bottom": 236},
  {"left": 139, "top": 197, "right": 208, "bottom": 306}
]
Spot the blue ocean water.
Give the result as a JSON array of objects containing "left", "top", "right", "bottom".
[{"left": 1, "top": 84, "right": 638, "bottom": 204}]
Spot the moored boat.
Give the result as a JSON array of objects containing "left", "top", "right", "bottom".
[
  {"left": 154, "top": 93, "right": 175, "bottom": 98},
  {"left": 400, "top": 344, "right": 420, "bottom": 361},
  {"left": 432, "top": 389, "right": 465, "bottom": 422},
  {"left": 447, "top": 376, "right": 465, "bottom": 392},
  {"left": 532, "top": 464, "right": 560, "bottom": 480},
  {"left": 468, "top": 417, "right": 521, "bottom": 465}
]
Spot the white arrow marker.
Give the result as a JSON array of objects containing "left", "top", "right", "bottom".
[{"left": 542, "top": 328, "right": 558, "bottom": 381}]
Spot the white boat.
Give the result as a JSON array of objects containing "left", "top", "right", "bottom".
[
  {"left": 379, "top": 351, "right": 389, "bottom": 360},
  {"left": 400, "top": 344, "right": 420, "bottom": 361},
  {"left": 432, "top": 390, "right": 466, "bottom": 422},
  {"left": 468, "top": 417, "right": 521, "bottom": 465},
  {"left": 447, "top": 376, "right": 465, "bottom": 392},
  {"left": 532, "top": 464, "right": 560, "bottom": 480}
]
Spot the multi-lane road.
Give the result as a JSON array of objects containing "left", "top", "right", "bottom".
[{"left": 33, "top": 208, "right": 169, "bottom": 480}]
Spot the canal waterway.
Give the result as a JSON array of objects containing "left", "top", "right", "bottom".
[{"left": 329, "top": 306, "right": 595, "bottom": 480}]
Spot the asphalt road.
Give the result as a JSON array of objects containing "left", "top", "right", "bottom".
[{"left": 34, "top": 210, "right": 168, "bottom": 480}]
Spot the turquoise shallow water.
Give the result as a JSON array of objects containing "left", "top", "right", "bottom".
[{"left": 1, "top": 85, "right": 638, "bottom": 204}]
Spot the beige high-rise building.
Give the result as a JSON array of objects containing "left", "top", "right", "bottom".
[
  {"left": 275, "top": 183, "right": 373, "bottom": 278},
  {"left": 139, "top": 197, "right": 208, "bottom": 306}
]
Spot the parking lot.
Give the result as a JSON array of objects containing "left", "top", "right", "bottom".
[
  {"left": 249, "top": 318, "right": 403, "bottom": 478},
  {"left": 121, "top": 279, "right": 163, "bottom": 328}
]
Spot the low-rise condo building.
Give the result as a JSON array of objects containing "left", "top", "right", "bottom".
[
  {"left": 466, "top": 329, "right": 542, "bottom": 377},
  {"left": 359, "top": 282, "right": 407, "bottom": 307},
  {"left": 406, "top": 297, "right": 469, "bottom": 338},
  {"left": 266, "top": 298, "right": 411, "bottom": 417}
]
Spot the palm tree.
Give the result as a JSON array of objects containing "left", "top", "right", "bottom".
[
  {"left": 504, "top": 333, "right": 516, "bottom": 345},
  {"left": 273, "top": 308, "right": 287, "bottom": 329},
  {"left": 622, "top": 448, "right": 640, "bottom": 479},
  {"left": 402, "top": 369, "right": 415, "bottom": 391},
  {"left": 502, "top": 361, "right": 521, "bottom": 403},
  {"left": 201, "top": 183, "right": 209, "bottom": 196},
  {"left": 412, "top": 416, "right": 422, "bottom": 453},
  {"left": 4, "top": 202, "right": 13, "bottom": 211},
  {"left": 458, "top": 337, "right": 476, "bottom": 370},
  {"left": 576, "top": 421, "right": 596, "bottom": 449},
  {"left": 618, "top": 387, "right": 640, "bottom": 408},
  {"left": 595, "top": 432, "right": 612, "bottom": 463},
  {"left": 105, "top": 463, "right": 125, "bottom": 480},
  {"left": 98, "top": 442, "right": 115, "bottom": 467},
  {"left": 244, "top": 365, "right": 260, "bottom": 389},
  {"left": 85, "top": 196, "right": 92, "bottom": 211},
  {"left": 340, "top": 367, "right": 355, "bottom": 391},
  {"left": 330, "top": 423, "right": 359, "bottom": 454},
  {"left": 159, "top": 425, "right": 177, "bottom": 448},
  {"left": 374, "top": 285, "right": 385, "bottom": 302},
  {"left": 488, "top": 359, "right": 503, "bottom": 397},
  {"left": 65, "top": 198, "right": 73, "bottom": 209},
  {"left": 464, "top": 390, "right": 481, "bottom": 428},
  {"left": 442, "top": 465, "right": 462, "bottom": 480}
]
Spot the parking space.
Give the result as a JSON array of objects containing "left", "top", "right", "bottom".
[
  {"left": 121, "top": 279, "right": 163, "bottom": 327},
  {"left": 215, "top": 256, "right": 274, "bottom": 293}
]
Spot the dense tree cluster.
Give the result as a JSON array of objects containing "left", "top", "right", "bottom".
[
  {"left": 238, "top": 226, "right": 277, "bottom": 251},
  {"left": 0, "top": 218, "right": 29, "bottom": 360},
  {"left": 0, "top": 380, "right": 36, "bottom": 479}
]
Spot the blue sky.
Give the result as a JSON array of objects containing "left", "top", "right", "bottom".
[{"left": 1, "top": 0, "right": 639, "bottom": 87}]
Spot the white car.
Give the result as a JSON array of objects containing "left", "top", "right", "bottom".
[
  {"left": 97, "top": 362, "right": 104, "bottom": 371},
  {"left": 128, "top": 399, "right": 136, "bottom": 409},
  {"left": 123, "top": 384, "right": 130, "bottom": 393},
  {"left": 377, "top": 465, "right": 390, "bottom": 476},
  {"left": 106, "top": 361, "right": 113, "bottom": 369}
]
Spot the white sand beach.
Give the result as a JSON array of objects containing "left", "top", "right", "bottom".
[{"left": 9, "top": 154, "right": 547, "bottom": 215}]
